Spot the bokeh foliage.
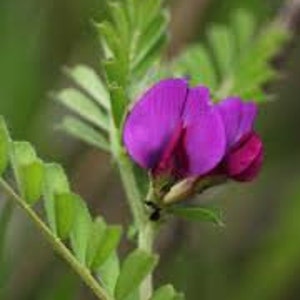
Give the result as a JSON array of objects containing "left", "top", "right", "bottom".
[{"left": 1, "top": 0, "right": 300, "bottom": 299}]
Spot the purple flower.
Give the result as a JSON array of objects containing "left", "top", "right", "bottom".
[
  {"left": 123, "top": 79, "right": 263, "bottom": 182},
  {"left": 216, "top": 98, "right": 263, "bottom": 181},
  {"left": 123, "top": 79, "right": 226, "bottom": 177}
]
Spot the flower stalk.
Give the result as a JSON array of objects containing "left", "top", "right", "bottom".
[
  {"left": 116, "top": 148, "right": 156, "bottom": 299},
  {"left": 0, "top": 178, "right": 113, "bottom": 300},
  {"left": 117, "top": 152, "right": 146, "bottom": 230}
]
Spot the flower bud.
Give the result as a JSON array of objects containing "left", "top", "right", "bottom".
[{"left": 163, "top": 175, "right": 226, "bottom": 204}]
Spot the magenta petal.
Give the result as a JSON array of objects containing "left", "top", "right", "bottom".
[
  {"left": 153, "top": 122, "right": 185, "bottom": 175},
  {"left": 182, "top": 86, "right": 211, "bottom": 123},
  {"left": 234, "top": 148, "right": 264, "bottom": 181},
  {"left": 237, "top": 102, "right": 257, "bottom": 139},
  {"left": 218, "top": 98, "right": 258, "bottom": 149},
  {"left": 123, "top": 78, "right": 188, "bottom": 169},
  {"left": 217, "top": 97, "right": 243, "bottom": 148},
  {"left": 183, "top": 88, "right": 226, "bottom": 176},
  {"left": 226, "top": 132, "right": 263, "bottom": 179}
]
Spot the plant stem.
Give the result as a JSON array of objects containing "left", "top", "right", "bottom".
[
  {"left": 118, "top": 153, "right": 146, "bottom": 230},
  {"left": 0, "top": 178, "right": 113, "bottom": 300},
  {"left": 117, "top": 152, "right": 155, "bottom": 299},
  {"left": 138, "top": 222, "right": 155, "bottom": 299}
]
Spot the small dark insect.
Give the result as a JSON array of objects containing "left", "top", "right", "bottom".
[{"left": 145, "top": 201, "right": 162, "bottom": 221}]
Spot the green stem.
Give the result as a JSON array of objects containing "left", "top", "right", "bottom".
[
  {"left": 0, "top": 178, "right": 113, "bottom": 300},
  {"left": 138, "top": 222, "right": 155, "bottom": 299},
  {"left": 118, "top": 153, "right": 146, "bottom": 230},
  {"left": 117, "top": 152, "right": 155, "bottom": 299}
]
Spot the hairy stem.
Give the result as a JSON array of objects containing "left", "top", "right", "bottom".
[
  {"left": 117, "top": 151, "right": 155, "bottom": 299},
  {"left": 0, "top": 178, "right": 113, "bottom": 300},
  {"left": 138, "top": 222, "right": 155, "bottom": 299},
  {"left": 118, "top": 153, "right": 146, "bottom": 229}
]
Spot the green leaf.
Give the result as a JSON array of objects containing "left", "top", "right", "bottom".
[
  {"left": 124, "top": 0, "right": 136, "bottom": 25},
  {"left": 108, "top": 2, "right": 130, "bottom": 46},
  {"left": 249, "top": 25, "right": 288, "bottom": 63},
  {"left": 0, "top": 118, "right": 10, "bottom": 175},
  {"left": 64, "top": 65, "right": 110, "bottom": 110},
  {"left": 239, "top": 87, "right": 266, "bottom": 103},
  {"left": 207, "top": 24, "right": 235, "bottom": 78},
  {"left": 55, "top": 88, "right": 109, "bottom": 131},
  {"left": 91, "top": 225, "right": 122, "bottom": 270},
  {"left": 43, "top": 163, "right": 70, "bottom": 235},
  {"left": 96, "top": 21, "right": 114, "bottom": 58},
  {"left": 174, "top": 10, "right": 289, "bottom": 102},
  {"left": 233, "top": 64, "right": 277, "bottom": 92},
  {"left": 19, "top": 159, "right": 44, "bottom": 205},
  {"left": 169, "top": 206, "right": 224, "bottom": 226},
  {"left": 54, "top": 192, "right": 76, "bottom": 239},
  {"left": 58, "top": 116, "right": 110, "bottom": 152},
  {"left": 11, "top": 141, "right": 36, "bottom": 166},
  {"left": 59, "top": 116, "right": 110, "bottom": 152},
  {"left": 139, "top": 0, "right": 164, "bottom": 32},
  {"left": 132, "top": 13, "right": 167, "bottom": 75},
  {"left": 174, "top": 45, "right": 217, "bottom": 89},
  {"left": 70, "top": 195, "right": 93, "bottom": 265},
  {"left": 97, "top": 252, "right": 120, "bottom": 295},
  {"left": 115, "top": 249, "right": 158, "bottom": 300},
  {"left": 10, "top": 142, "right": 44, "bottom": 205},
  {"left": 230, "top": 24, "right": 289, "bottom": 101},
  {"left": 232, "top": 9, "right": 255, "bottom": 53},
  {"left": 86, "top": 218, "right": 122, "bottom": 271},
  {"left": 99, "top": 0, "right": 174, "bottom": 91},
  {"left": 86, "top": 217, "right": 107, "bottom": 268},
  {"left": 107, "top": 84, "right": 127, "bottom": 128},
  {"left": 104, "top": 58, "right": 128, "bottom": 89},
  {"left": 98, "top": 21, "right": 125, "bottom": 60},
  {"left": 151, "top": 285, "right": 176, "bottom": 300}
]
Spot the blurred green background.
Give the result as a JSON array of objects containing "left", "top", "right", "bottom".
[{"left": 1, "top": 0, "right": 300, "bottom": 299}]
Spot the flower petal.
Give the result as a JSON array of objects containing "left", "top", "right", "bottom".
[
  {"left": 233, "top": 147, "right": 263, "bottom": 181},
  {"left": 183, "top": 88, "right": 226, "bottom": 175},
  {"left": 225, "top": 131, "right": 263, "bottom": 179},
  {"left": 123, "top": 78, "right": 188, "bottom": 168},
  {"left": 237, "top": 102, "right": 257, "bottom": 140},
  {"left": 217, "top": 97, "right": 243, "bottom": 148},
  {"left": 182, "top": 86, "right": 211, "bottom": 123},
  {"left": 217, "top": 97, "right": 258, "bottom": 149}
]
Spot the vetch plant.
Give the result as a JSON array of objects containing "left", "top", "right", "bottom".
[
  {"left": 0, "top": 1, "right": 290, "bottom": 300},
  {"left": 123, "top": 79, "right": 264, "bottom": 211}
]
